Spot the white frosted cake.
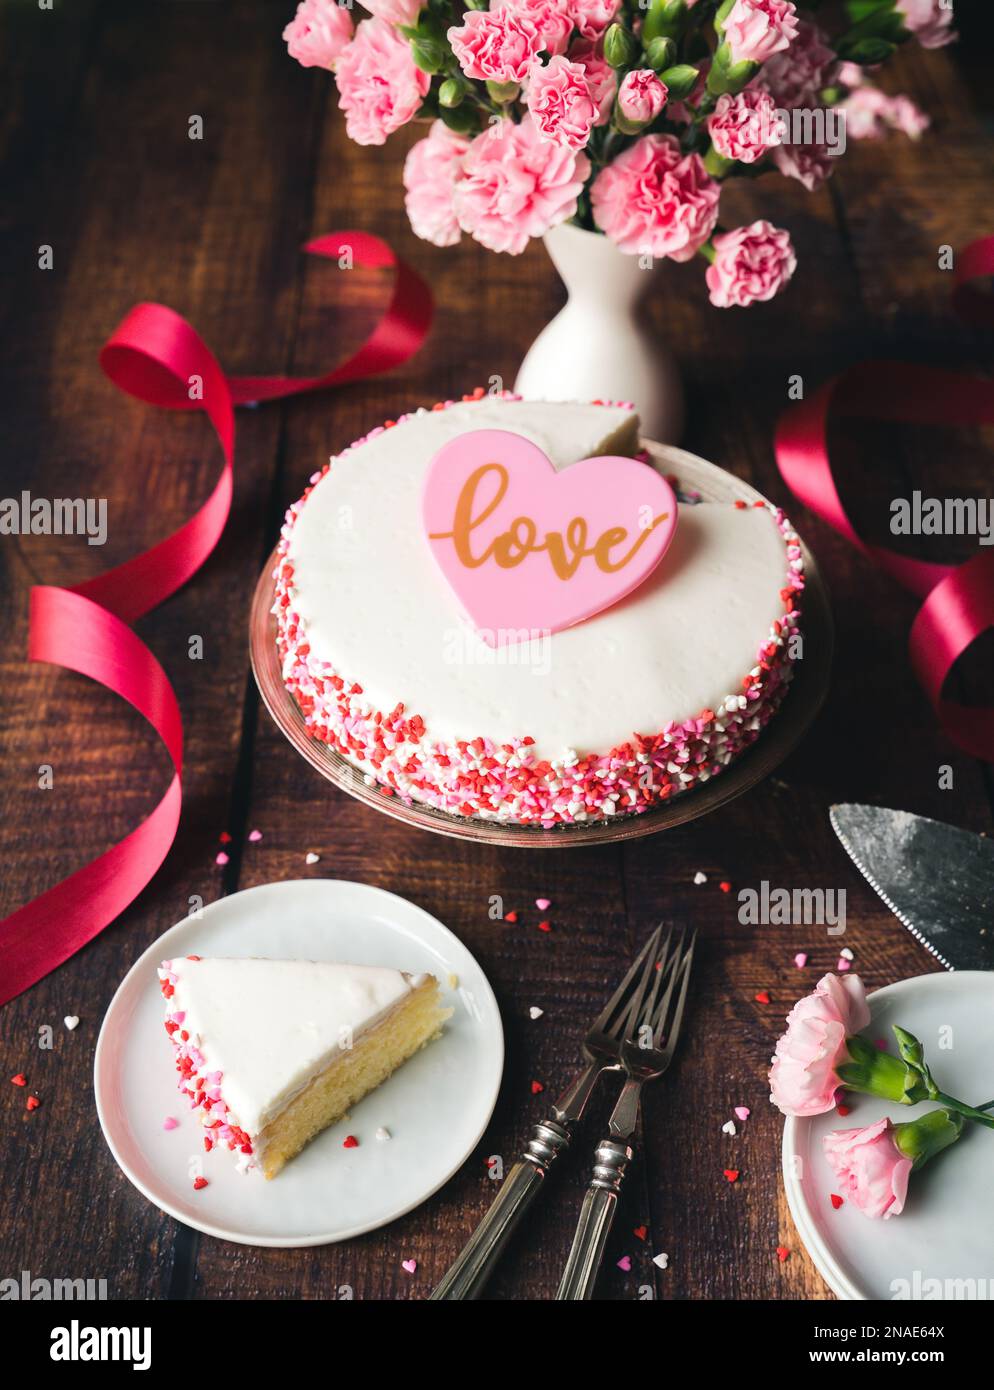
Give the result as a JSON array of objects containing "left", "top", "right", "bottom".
[
  {"left": 273, "top": 392, "right": 804, "bottom": 826},
  {"left": 159, "top": 956, "right": 449, "bottom": 1178}
]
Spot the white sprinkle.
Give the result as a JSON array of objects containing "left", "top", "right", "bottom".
[
  {"left": 721, "top": 1120, "right": 736, "bottom": 1136},
  {"left": 652, "top": 1253, "right": 669, "bottom": 1270},
  {"left": 376, "top": 1127, "right": 391, "bottom": 1142},
  {"left": 839, "top": 946, "right": 854, "bottom": 961},
  {"left": 63, "top": 1015, "right": 80, "bottom": 1031},
  {"left": 693, "top": 871, "right": 707, "bottom": 886},
  {"left": 529, "top": 1006, "right": 544, "bottom": 1020},
  {"left": 305, "top": 852, "right": 320, "bottom": 865}
]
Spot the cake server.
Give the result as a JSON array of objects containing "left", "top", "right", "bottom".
[
  {"left": 556, "top": 928, "right": 696, "bottom": 1300},
  {"left": 430, "top": 926, "right": 663, "bottom": 1301},
  {"left": 830, "top": 804, "right": 994, "bottom": 972}
]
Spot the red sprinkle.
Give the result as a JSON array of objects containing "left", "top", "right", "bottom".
[
  {"left": 343, "top": 1134, "right": 359, "bottom": 1149},
  {"left": 830, "top": 1193, "right": 844, "bottom": 1210},
  {"left": 633, "top": 1225, "right": 648, "bottom": 1241},
  {"left": 754, "top": 991, "right": 770, "bottom": 1005},
  {"left": 719, "top": 881, "right": 732, "bottom": 893},
  {"left": 504, "top": 910, "right": 518, "bottom": 923},
  {"left": 193, "top": 1177, "right": 209, "bottom": 1191},
  {"left": 537, "top": 920, "right": 552, "bottom": 933},
  {"left": 723, "top": 1169, "right": 740, "bottom": 1183},
  {"left": 530, "top": 1080, "right": 544, "bottom": 1095},
  {"left": 10, "top": 1074, "right": 26, "bottom": 1087},
  {"left": 26, "top": 1095, "right": 41, "bottom": 1112},
  {"left": 776, "top": 1246, "right": 790, "bottom": 1262},
  {"left": 836, "top": 1104, "right": 851, "bottom": 1117},
  {"left": 219, "top": 831, "right": 232, "bottom": 844}
]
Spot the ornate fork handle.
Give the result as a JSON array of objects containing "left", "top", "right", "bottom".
[
  {"left": 555, "top": 1139, "right": 632, "bottom": 1301},
  {"left": 429, "top": 1118, "right": 572, "bottom": 1300}
]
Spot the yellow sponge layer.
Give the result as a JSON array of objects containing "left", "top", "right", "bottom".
[{"left": 257, "top": 977, "right": 450, "bottom": 1179}]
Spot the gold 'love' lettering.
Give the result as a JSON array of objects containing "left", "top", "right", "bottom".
[{"left": 429, "top": 462, "right": 668, "bottom": 581}]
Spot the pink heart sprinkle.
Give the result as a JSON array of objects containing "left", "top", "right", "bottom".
[
  {"left": 401, "top": 1259, "right": 417, "bottom": 1274},
  {"left": 535, "top": 897, "right": 551, "bottom": 911},
  {"left": 215, "top": 851, "right": 229, "bottom": 866},
  {"left": 837, "top": 957, "right": 851, "bottom": 972},
  {"left": 617, "top": 1255, "right": 632, "bottom": 1272},
  {"left": 793, "top": 952, "right": 808, "bottom": 968},
  {"left": 248, "top": 829, "right": 263, "bottom": 842},
  {"left": 163, "top": 1117, "right": 179, "bottom": 1131},
  {"left": 734, "top": 1107, "right": 751, "bottom": 1122}
]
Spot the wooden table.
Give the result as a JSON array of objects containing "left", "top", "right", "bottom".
[{"left": 1, "top": 0, "right": 991, "bottom": 1302}]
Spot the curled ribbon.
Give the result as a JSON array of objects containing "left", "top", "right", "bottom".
[
  {"left": 0, "top": 233, "right": 431, "bottom": 1007},
  {"left": 775, "top": 236, "right": 994, "bottom": 764}
]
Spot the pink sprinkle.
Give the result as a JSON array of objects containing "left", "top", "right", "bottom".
[
  {"left": 215, "top": 851, "right": 229, "bottom": 866},
  {"left": 874, "top": 1037, "right": 888, "bottom": 1051},
  {"left": 170, "top": 1011, "right": 186, "bottom": 1024},
  {"left": 248, "top": 829, "right": 263, "bottom": 842},
  {"left": 734, "top": 1106, "right": 750, "bottom": 1122},
  {"left": 793, "top": 952, "right": 808, "bottom": 969},
  {"left": 535, "top": 897, "right": 552, "bottom": 911},
  {"left": 163, "top": 1117, "right": 179, "bottom": 1131},
  {"left": 837, "top": 956, "right": 851, "bottom": 972},
  {"left": 617, "top": 1255, "right": 632, "bottom": 1272},
  {"left": 401, "top": 1258, "right": 417, "bottom": 1274}
]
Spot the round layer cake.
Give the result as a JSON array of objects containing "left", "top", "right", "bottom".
[{"left": 273, "top": 393, "right": 805, "bottom": 826}]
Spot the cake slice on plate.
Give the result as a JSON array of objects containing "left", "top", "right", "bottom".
[{"left": 158, "top": 956, "right": 450, "bottom": 1179}]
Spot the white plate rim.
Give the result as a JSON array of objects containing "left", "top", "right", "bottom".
[
  {"left": 781, "top": 971, "right": 990, "bottom": 1301},
  {"left": 93, "top": 879, "right": 505, "bottom": 1247}
]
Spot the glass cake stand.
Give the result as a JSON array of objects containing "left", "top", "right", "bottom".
[{"left": 249, "top": 440, "right": 833, "bottom": 848}]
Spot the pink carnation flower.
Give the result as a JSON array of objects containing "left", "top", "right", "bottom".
[
  {"left": 706, "top": 220, "right": 796, "bottom": 307},
  {"left": 823, "top": 1118, "right": 912, "bottom": 1220},
  {"left": 842, "top": 86, "right": 930, "bottom": 141},
  {"left": 770, "top": 974, "right": 870, "bottom": 1117},
  {"left": 591, "top": 134, "right": 719, "bottom": 261},
  {"left": 722, "top": 0, "right": 800, "bottom": 66},
  {"left": 567, "top": 38, "right": 616, "bottom": 125},
  {"left": 899, "top": 0, "right": 956, "bottom": 49},
  {"left": 617, "top": 69, "right": 668, "bottom": 127},
  {"left": 334, "top": 18, "right": 429, "bottom": 146},
  {"left": 757, "top": 18, "right": 835, "bottom": 107},
  {"left": 403, "top": 121, "right": 470, "bottom": 248},
  {"left": 283, "top": 0, "right": 354, "bottom": 70},
  {"left": 569, "top": 0, "right": 619, "bottom": 40},
  {"left": 453, "top": 114, "right": 590, "bottom": 255},
  {"left": 504, "top": 0, "right": 574, "bottom": 56},
  {"left": 772, "top": 137, "right": 834, "bottom": 191},
  {"left": 706, "top": 89, "right": 782, "bottom": 163},
  {"left": 526, "top": 55, "right": 598, "bottom": 149},
  {"left": 362, "top": 0, "right": 422, "bottom": 24},
  {"left": 448, "top": 7, "right": 543, "bottom": 84}
]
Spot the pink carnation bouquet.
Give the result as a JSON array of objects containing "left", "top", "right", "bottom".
[{"left": 284, "top": 0, "right": 953, "bottom": 307}]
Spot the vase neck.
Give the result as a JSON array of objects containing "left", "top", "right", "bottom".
[{"left": 544, "top": 224, "right": 655, "bottom": 310}]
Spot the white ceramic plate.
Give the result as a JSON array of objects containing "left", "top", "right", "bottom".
[
  {"left": 783, "top": 971, "right": 994, "bottom": 1300},
  {"left": 95, "top": 879, "right": 503, "bottom": 1247}
]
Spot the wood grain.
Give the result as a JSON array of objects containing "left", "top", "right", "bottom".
[{"left": 1, "top": 0, "right": 991, "bottom": 1302}]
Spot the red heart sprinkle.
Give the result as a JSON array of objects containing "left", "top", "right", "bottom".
[
  {"left": 723, "top": 1169, "right": 740, "bottom": 1183},
  {"left": 26, "top": 1096, "right": 41, "bottom": 1111},
  {"left": 754, "top": 991, "right": 770, "bottom": 1004},
  {"left": 830, "top": 1194, "right": 844, "bottom": 1210},
  {"left": 193, "top": 1177, "right": 208, "bottom": 1191},
  {"left": 836, "top": 1103, "right": 851, "bottom": 1116},
  {"left": 10, "top": 1074, "right": 26, "bottom": 1087},
  {"left": 530, "top": 1080, "right": 544, "bottom": 1094},
  {"left": 537, "top": 920, "right": 552, "bottom": 933},
  {"left": 343, "top": 1134, "right": 359, "bottom": 1148},
  {"left": 633, "top": 1225, "right": 648, "bottom": 1241},
  {"left": 219, "top": 832, "right": 232, "bottom": 844},
  {"left": 776, "top": 1246, "right": 790, "bottom": 1262},
  {"left": 504, "top": 911, "right": 518, "bottom": 923},
  {"left": 719, "top": 881, "right": 732, "bottom": 893}
]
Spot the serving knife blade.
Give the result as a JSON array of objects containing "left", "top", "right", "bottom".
[{"left": 830, "top": 804, "right": 994, "bottom": 972}]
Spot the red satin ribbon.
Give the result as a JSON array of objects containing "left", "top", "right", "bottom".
[
  {"left": 775, "top": 236, "right": 994, "bottom": 763},
  {"left": 0, "top": 233, "right": 431, "bottom": 1007}
]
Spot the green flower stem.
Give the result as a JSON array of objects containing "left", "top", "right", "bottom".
[{"left": 931, "top": 1091, "right": 994, "bottom": 1131}]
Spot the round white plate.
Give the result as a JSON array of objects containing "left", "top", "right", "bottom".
[
  {"left": 783, "top": 971, "right": 994, "bottom": 1300},
  {"left": 95, "top": 879, "right": 503, "bottom": 1247}
]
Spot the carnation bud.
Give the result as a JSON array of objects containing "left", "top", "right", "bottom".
[
  {"left": 706, "top": 42, "right": 757, "bottom": 97},
  {"left": 893, "top": 1108, "right": 965, "bottom": 1170},
  {"left": 410, "top": 36, "right": 446, "bottom": 74},
  {"left": 642, "top": 0, "right": 688, "bottom": 45},
  {"left": 841, "top": 37, "right": 897, "bottom": 65},
  {"left": 439, "top": 103, "right": 480, "bottom": 135},
  {"left": 438, "top": 78, "right": 466, "bottom": 109},
  {"left": 604, "top": 23, "right": 639, "bottom": 69},
  {"left": 643, "top": 37, "right": 676, "bottom": 73},
  {"left": 485, "top": 79, "right": 520, "bottom": 104},
  {"left": 658, "top": 63, "right": 698, "bottom": 100},
  {"left": 836, "top": 1035, "right": 931, "bottom": 1107}
]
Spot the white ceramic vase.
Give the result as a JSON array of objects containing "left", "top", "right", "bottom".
[{"left": 514, "top": 222, "right": 685, "bottom": 444}]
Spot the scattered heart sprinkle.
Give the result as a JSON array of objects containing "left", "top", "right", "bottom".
[
  {"left": 633, "top": 1225, "right": 647, "bottom": 1241},
  {"left": 839, "top": 947, "right": 854, "bottom": 961},
  {"left": 305, "top": 852, "right": 320, "bottom": 865},
  {"left": 734, "top": 1106, "right": 751, "bottom": 1122},
  {"left": 10, "top": 1074, "right": 26, "bottom": 1087},
  {"left": 248, "top": 829, "right": 263, "bottom": 842},
  {"left": 755, "top": 990, "right": 770, "bottom": 1005},
  {"left": 719, "top": 881, "right": 732, "bottom": 893},
  {"left": 215, "top": 851, "right": 229, "bottom": 866},
  {"left": 26, "top": 1096, "right": 41, "bottom": 1112},
  {"left": 530, "top": 1080, "right": 544, "bottom": 1094},
  {"left": 504, "top": 910, "right": 518, "bottom": 923},
  {"left": 693, "top": 871, "right": 707, "bottom": 885},
  {"left": 793, "top": 952, "right": 808, "bottom": 969},
  {"left": 776, "top": 1246, "right": 790, "bottom": 1262},
  {"left": 193, "top": 1177, "right": 208, "bottom": 1191},
  {"left": 836, "top": 1104, "right": 851, "bottom": 1117},
  {"left": 837, "top": 956, "right": 851, "bottom": 972},
  {"left": 537, "top": 919, "right": 552, "bottom": 933},
  {"left": 375, "top": 1127, "right": 391, "bottom": 1142},
  {"left": 343, "top": 1134, "right": 359, "bottom": 1148},
  {"left": 535, "top": 897, "right": 551, "bottom": 910},
  {"left": 64, "top": 1015, "right": 80, "bottom": 1031},
  {"left": 219, "top": 832, "right": 232, "bottom": 845},
  {"left": 529, "top": 1006, "right": 544, "bottom": 1020},
  {"left": 830, "top": 1193, "right": 844, "bottom": 1210},
  {"left": 723, "top": 1169, "right": 740, "bottom": 1183},
  {"left": 402, "top": 1259, "right": 417, "bottom": 1274},
  {"left": 163, "top": 1116, "right": 179, "bottom": 1131},
  {"left": 722, "top": 1120, "right": 736, "bottom": 1136},
  {"left": 653, "top": 1253, "right": 669, "bottom": 1270},
  {"left": 617, "top": 1255, "right": 632, "bottom": 1272}
]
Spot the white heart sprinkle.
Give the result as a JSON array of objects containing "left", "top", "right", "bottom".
[
  {"left": 653, "top": 1253, "right": 669, "bottom": 1270},
  {"left": 693, "top": 871, "right": 707, "bottom": 885},
  {"left": 64, "top": 1016, "right": 79, "bottom": 1031},
  {"left": 529, "top": 1006, "right": 544, "bottom": 1020},
  {"left": 839, "top": 947, "right": 854, "bottom": 961},
  {"left": 721, "top": 1120, "right": 736, "bottom": 1136},
  {"left": 375, "top": 1127, "right": 391, "bottom": 1142},
  {"left": 305, "top": 852, "right": 320, "bottom": 865}
]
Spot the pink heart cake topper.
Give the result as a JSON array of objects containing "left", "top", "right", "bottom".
[{"left": 422, "top": 429, "right": 678, "bottom": 646}]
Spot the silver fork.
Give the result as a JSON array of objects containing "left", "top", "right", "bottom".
[
  {"left": 430, "top": 926, "right": 664, "bottom": 1301},
  {"left": 556, "top": 928, "right": 696, "bottom": 1301}
]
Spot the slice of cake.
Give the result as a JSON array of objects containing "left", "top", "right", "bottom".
[{"left": 158, "top": 956, "right": 450, "bottom": 1179}]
